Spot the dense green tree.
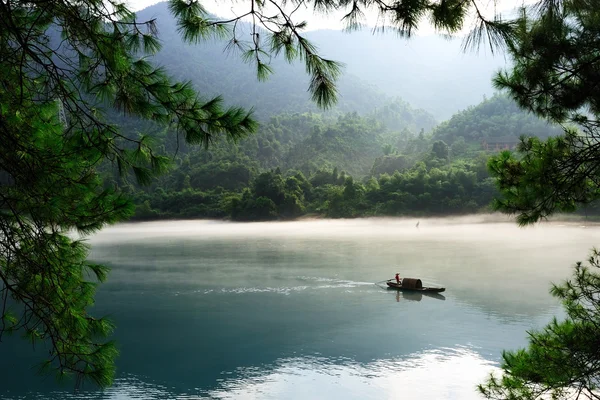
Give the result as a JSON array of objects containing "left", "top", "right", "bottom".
[
  {"left": 371, "top": 154, "right": 411, "bottom": 176},
  {"left": 310, "top": 168, "right": 343, "bottom": 187},
  {"left": 253, "top": 171, "right": 286, "bottom": 205},
  {"left": 382, "top": 144, "right": 396, "bottom": 156},
  {"left": 432, "top": 140, "right": 450, "bottom": 159},
  {"left": 451, "top": 136, "right": 469, "bottom": 156}
]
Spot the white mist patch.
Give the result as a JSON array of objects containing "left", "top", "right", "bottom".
[{"left": 88, "top": 216, "right": 599, "bottom": 244}]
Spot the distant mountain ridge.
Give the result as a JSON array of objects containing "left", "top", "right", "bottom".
[
  {"left": 135, "top": 2, "right": 506, "bottom": 122},
  {"left": 303, "top": 29, "right": 509, "bottom": 120},
  {"left": 136, "top": 2, "right": 430, "bottom": 120},
  {"left": 139, "top": 1, "right": 508, "bottom": 119}
]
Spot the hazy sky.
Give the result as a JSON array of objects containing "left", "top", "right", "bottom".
[{"left": 126, "top": 0, "right": 528, "bottom": 34}]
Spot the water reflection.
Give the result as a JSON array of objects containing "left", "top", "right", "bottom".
[
  {"left": 206, "top": 347, "right": 498, "bottom": 400},
  {"left": 393, "top": 290, "right": 447, "bottom": 302},
  {"left": 397, "top": 290, "right": 421, "bottom": 302},
  {"left": 11, "top": 347, "right": 498, "bottom": 400},
  {"left": 424, "top": 292, "right": 446, "bottom": 301}
]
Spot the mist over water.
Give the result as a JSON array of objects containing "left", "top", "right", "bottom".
[{"left": 2, "top": 216, "right": 598, "bottom": 399}]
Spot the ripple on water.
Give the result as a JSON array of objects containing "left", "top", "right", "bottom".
[{"left": 204, "top": 347, "right": 500, "bottom": 400}]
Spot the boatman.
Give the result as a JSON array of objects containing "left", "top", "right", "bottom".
[{"left": 395, "top": 273, "right": 401, "bottom": 284}]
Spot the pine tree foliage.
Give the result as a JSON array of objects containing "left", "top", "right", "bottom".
[
  {"left": 489, "top": 0, "right": 600, "bottom": 224},
  {"left": 479, "top": 249, "right": 600, "bottom": 400},
  {"left": 0, "top": 0, "right": 256, "bottom": 387},
  {"left": 0, "top": 87, "right": 129, "bottom": 387}
]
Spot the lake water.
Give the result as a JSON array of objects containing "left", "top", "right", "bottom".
[{"left": 1, "top": 217, "right": 599, "bottom": 399}]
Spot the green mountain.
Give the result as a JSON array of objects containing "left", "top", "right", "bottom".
[
  {"left": 431, "top": 94, "right": 562, "bottom": 147},
  {"left": 153, "top": 103, "right": 431, "bottom": 182}
]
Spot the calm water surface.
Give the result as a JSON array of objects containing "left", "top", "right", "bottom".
[{"left": 2, "top": 217, "right": 599, "bottom": 399}]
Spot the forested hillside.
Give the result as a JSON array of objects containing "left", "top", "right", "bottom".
[
  {"left": 431, "top": 94, "right": 563, "bottom": 146},
  {"left": 120, "top": 92, "right": 563, "bottom": 221}
]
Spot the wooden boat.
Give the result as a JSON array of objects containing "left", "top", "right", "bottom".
[
  {"left": 386, "top": 278, "right": 445, "bottom": 293},
  {"left": 386, "top": 281, "right": 446, "bottom": 292}
]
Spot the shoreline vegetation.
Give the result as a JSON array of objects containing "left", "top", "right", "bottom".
[
  {"left": 126, "top": 160, "right": 600, "bottom": 223},
  {"left": 122, "top": 212, "right": 600, "bottom": 226}
]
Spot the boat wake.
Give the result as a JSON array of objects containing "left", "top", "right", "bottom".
[
  {"left": 294, "top": 275, "right": 375, "bottom": 286},
  {"left": 178, "top": 277, "right": 377, "bottom": 296}
]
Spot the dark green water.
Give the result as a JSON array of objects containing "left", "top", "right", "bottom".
[{"left": 1, "top": 218, "right": 597, "bottom": 399}]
